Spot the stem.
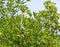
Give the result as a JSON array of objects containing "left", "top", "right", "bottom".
[{"left": 20, "top": 13, "right": 23, "bottom": 30}]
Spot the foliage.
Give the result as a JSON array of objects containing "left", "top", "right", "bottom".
[{"left": 0, "top": 0, "right": 60, "bottom": 47}]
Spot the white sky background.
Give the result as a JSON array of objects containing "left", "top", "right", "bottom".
[{"left": 27, "top": 0, "right": 60, "bottom": 13}]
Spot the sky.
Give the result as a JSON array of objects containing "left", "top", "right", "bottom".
[{"left": 26, "top": 0, "right": 60, "bottom": 13}]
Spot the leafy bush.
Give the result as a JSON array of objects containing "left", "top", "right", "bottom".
[{"left": 0, "top": 0, "right": 60, "bottom": 47}]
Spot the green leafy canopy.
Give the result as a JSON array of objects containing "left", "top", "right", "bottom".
[{"left": 0, "top": 0, "right": 60, "bottom": 47}]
